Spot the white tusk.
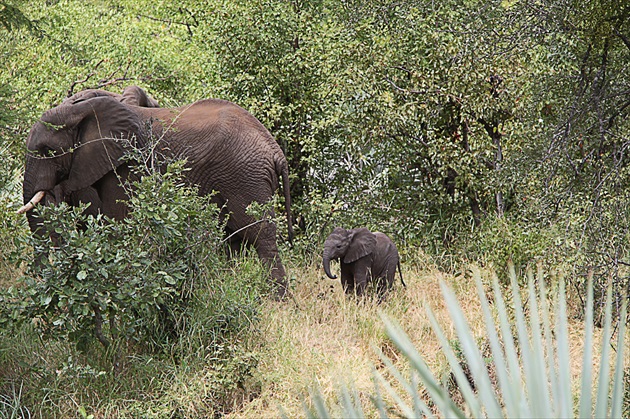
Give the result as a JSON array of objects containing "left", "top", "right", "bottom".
[{"left": 16, "top": 191, "right": 46, "bottom": 214}]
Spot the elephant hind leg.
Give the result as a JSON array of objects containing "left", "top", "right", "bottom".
[
  {"left": 242, "top": 218, "right": 289, "bottom": 299},
  {"left": 259, "top": 249, "right": 289, "bottom": 300},
  {"left": 375, "top": 276, "right": 391, "bottom": 302},
  {"left": 265, "top": 254, "right": 288, "bottom": 299}
]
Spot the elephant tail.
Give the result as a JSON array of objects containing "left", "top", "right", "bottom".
[
  {"left": 276, "top": 157, "right": 294, "bottom": 244},
  {"left": 398, "top": 259, "right": 406, "bottom": 288}
]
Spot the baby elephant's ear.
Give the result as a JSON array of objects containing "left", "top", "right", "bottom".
[{"left": 344, "top": 228, "right": 376, "bottom": 263}]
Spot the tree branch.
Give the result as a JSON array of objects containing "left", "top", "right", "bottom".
[
  {"left": 92, "top": 303, "right": 111, "bottom": 349},
  {"left": 67, "top": 59, "right": 105, "bottom": 97},
  {"left": 137, "top": 10, "right": 198, "bottom": 37},
  {"left": 613, "top": 27, "right": 630, "bottom": 52}
]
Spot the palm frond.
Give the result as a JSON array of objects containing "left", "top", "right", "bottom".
[{"left": 304, "top": 264, "right": 627, "bottom": 418}]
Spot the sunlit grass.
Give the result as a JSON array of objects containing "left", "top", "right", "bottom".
[
  {"left": 227, "top": 252, "right": 490, "bottom": 418},
  {"left": 1, "top": 249, "right": 626, "bottom": 418},
  {"left": 297, "top": 262, "right": 627, "bottom": 418}
]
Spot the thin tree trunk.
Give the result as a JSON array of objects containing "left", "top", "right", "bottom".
[{"left": 93, "top": 304, "right": 110, "bottom": 349}]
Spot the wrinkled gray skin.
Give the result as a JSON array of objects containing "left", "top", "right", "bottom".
[
  {"left": 38, "top": 87, "right": 158, "bottom": 216},
  {"left": 22, "top": 86, "right": 293, "bottom": 298},
  {"left": 322, "top": 227, "right": 405, "bottom": 298}
]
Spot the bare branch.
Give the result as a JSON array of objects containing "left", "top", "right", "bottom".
[
  {"left": 385, "top": 77, "right": 427, "bottom": 95},
  {"left": 613, "top": 27, "right": 630, "bottom": 52},
  {"left": 67, "top": 59, "right": 105, "bottom": 97},
  {"left": 136, "top": 11, "right": 197, "bottom": 37}
]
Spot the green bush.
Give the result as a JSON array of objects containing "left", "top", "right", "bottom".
[
  {"left": 462, "top": 216, "right": 560, "bottom": 276},
  {"left": 0, "top": 159, "right": 270, "bottom": 416},
  {"left": 3, "top": 161, "right": 224, "bottom": 352}
]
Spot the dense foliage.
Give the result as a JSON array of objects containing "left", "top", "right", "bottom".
[
  {"left": 0, "top": 160, "right": 266, "bottom": 416},
  {"left": 9, "top": 162, "right": 224, "bottom": 351},
  {"left": 1, "top": 1, "right": 628, "bottom": 262}
]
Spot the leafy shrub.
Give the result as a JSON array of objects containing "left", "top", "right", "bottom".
[
  {"left": 4, "top": 161, "right": 224, "bottom": 353},
  {"left": 0, "top": 158, "right": 271, "bottom": 415},
  {"left": 462, "top": 216, "right": 560, "bottom": 276}
]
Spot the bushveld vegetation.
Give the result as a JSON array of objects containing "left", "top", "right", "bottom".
[{"left": 0, "top": 0, "right": 628, "bottom": 417}]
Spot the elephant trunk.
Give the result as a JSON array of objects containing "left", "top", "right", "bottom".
[
  {"left": 22, "top": 149, "right": 59, "bottom": 206},
  {"left": 21, "top": 154, "right": 60, "bottom": 241},
  {"left": 322, "top": 251, "right": 337, "bottom": 279}
]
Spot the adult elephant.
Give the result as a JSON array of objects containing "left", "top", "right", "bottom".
[{"left": 19, "top": 87, "right": 294, "bottom": 298}]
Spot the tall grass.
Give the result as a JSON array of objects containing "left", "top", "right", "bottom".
[
  {"left": 306, "top": 263, "right": 627, "bottom": 418},
  {"left": 0, "top": 255, "right": 268, "bottom": 417},
  {"left": 1, "top": 238, "right": 626, "bottom": 417},
  {"left": 230, "top": 252, "right": 486, "bottom": 417},
  {"left": 0, "top": 382, "right": 30, "bottom": 419}
]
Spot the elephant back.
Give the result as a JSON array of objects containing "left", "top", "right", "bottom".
[
  {"left": 135, "top": 100, "right": 284, "bottom": 169},
  {"left": 372, "top": 232, "right": 399, "bottom": 279},
  {"left": 133, "top": 100, "right": 288, "bottom": 209}
]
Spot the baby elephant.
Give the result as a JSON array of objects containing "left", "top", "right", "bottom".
[{"left": 322, "top": 227, "right": 405, "bottom": 298}]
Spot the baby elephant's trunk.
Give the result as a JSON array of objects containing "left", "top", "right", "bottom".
[{"left": 322, "top": 251, "right": 337, "bottom": 279}]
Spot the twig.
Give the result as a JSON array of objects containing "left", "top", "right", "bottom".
[
  {"left": 67, "top": 59, "right": 105, "bottom": 97},
  {"left": 221, "top": 219, "right": 268, "bottom": 243},
  {"left": 613, "top": 27, "right": 630, "bottom": 52},
  {"left": 137, "top": 10, "right": 197, "bottom": 37}
]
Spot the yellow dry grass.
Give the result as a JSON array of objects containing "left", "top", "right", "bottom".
[
  {"left": 227, "top": 254, "right": 469, "bottom": 417},
  {"left": 227, "top": 252, "right": 622, "bottom": 418}
]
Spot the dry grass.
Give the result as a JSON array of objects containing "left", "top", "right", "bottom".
[
  {"left": 227, "top": 253, "right": 618, "bottom": 418},
  {"left": 2, "top": 246, "right": 622, "bottom": 417},
  {"left": 227, "top": 253, "right": 477, "bottom": 417}
]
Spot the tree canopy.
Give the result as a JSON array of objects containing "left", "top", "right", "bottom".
[{"left": 1, "top": 0, "right": 629, "bottom": 272}]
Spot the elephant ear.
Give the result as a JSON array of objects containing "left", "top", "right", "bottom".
[
  {"left": 43, "top": 96, "right": 144, "bottom": 193},
  {"left": 344, "top": 228, "right": 377, "bottom": 263},
  {"left": 122, "top": 86, "right": 160, "bottom": 107}
]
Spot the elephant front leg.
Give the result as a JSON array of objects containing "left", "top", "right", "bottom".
[
  {"left": 340, "top": 263, "right": 355, "bottom": 295},
  {"left": 353, "top": 262, "right": 371, "bottom": 296}
]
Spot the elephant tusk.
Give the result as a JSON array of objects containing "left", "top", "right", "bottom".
[{"left": 17, "top": 191, "right": 46, "bottom": 214}]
